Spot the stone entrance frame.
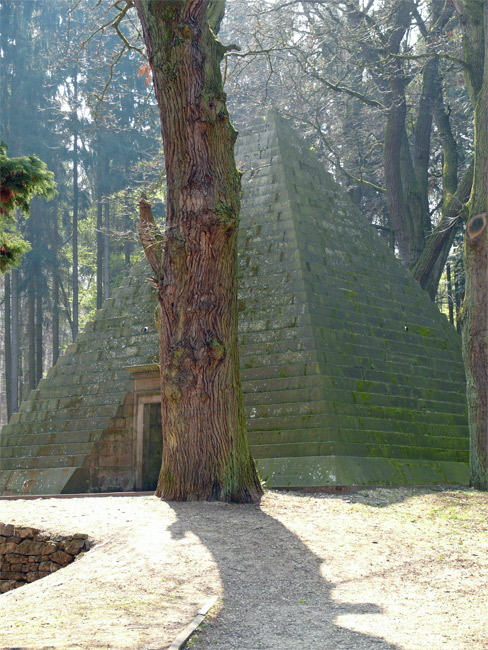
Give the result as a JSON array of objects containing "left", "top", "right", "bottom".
[{"left": 126, "top": 364, "right": 161, "bottom": 491}]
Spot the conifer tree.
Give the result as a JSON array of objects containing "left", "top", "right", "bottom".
[{"left": 0, "top": 141, "right": 56, "bottom": 273}]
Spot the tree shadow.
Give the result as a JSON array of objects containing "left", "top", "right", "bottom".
[{"left": 168, "top": 501, "right": 403, "bottom": 650}]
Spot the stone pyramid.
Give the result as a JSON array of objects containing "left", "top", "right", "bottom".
[
  {"left": 236, "top": 112, "right": 468, "bottom": 487},
  {"left": 0, "top": 112, "right": 469, "bottom": 495}
]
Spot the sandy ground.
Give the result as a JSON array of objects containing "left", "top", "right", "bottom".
[{"left": 0, "top": 487, "right": 487, "bottom": 650}]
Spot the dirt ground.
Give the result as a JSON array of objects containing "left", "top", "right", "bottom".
[{"left": 0, "top": 487, "right": 487, "bottom": 650}]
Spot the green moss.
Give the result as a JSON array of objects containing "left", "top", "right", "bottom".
[
  {"left": 214, "top": 199, "right": 236, "bottom": 225},
  {"left": 358, "top": 391, "right": 371, "bottom": 403}
]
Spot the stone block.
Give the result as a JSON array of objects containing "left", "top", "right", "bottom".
[
  {"left": 0, "top": 541, "right": 20, "bottom": 554},
  {"left": 13, "top": 526, "right": 40, "bottom": 539},
  {"left": 49, "top": 550, "right": 74, "bottom": 566},
  {"left": 25, "top": 571, "right": 50, "bottom": 582},
  {"left": 0, "top": 571, "right": 24, "bottom": 580},
  {"left": 16, "top": 540, "right": 57, "bottom": 555},
  {"left": 0, "top": 580, "right": 19, "bottom": 593},
  {"left": 0, "top": 523, "right": 14, "bottom": 537}
]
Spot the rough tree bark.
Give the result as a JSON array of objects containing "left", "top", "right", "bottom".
[
  {"left": 134, "top": 0, "right": 262, "bottom": 502},
  {"left": 454, "top": 0, "right": 488, "bottom": 490}
]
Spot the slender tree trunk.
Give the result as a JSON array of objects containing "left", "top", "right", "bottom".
[
  {"left": 384, "top": 72, "right": 410, "bottom": 261},
  {"left": 4, "top": 272, "right": 12, "bottom": 421},
  {"left": 97, "top": 200, "right": 103, "bottom": 309},
  {"left": 72, "top": 71, "right": 79, "bottom": 341},
  {"left": 124, "top": 234, "right": 132, "bottom": 269},
  {"left": 455, "top": 273, "right": 462, "bottom": 333},
  {"left": 10, "top": 268, "right": 19, "bottom": 413},
  {"left": 52, "top": 201, "right": 60, "bottom": 365},
  {"left": 413, "top": 59, "right": 436, "bottom": 227},
  {"left": 27, "top": 274, "right": 35, "bottom": 392},
  {"left": 35, "top": 274, "right": 42, "bottom": 384},
  {"left": 96, "top": 144, "right": 104, "bottom": 310},
  {"left": 124, "top": 189, "right": 132, "bottom": 269},
  {"left": 134, "top": 0, "right": 262, "bottom": 503},
  {"left": 383, "top": 3, "right": 413, "bottom": 264},
  {"left": 446, "top": 262, "right": 454, "bottom": 325},
  {"left": 103, "top": 196, "right": 110, "bottom": 300}
]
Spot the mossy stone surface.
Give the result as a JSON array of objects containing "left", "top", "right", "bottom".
[{"left": 0, "top": 111, "right": 469, "bottom": 494}]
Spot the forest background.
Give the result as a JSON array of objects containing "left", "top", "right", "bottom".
[{"left": 0, "top": 0, "right": 472, "bottom": 428}]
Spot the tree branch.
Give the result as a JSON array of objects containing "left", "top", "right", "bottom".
[
  {"left": 137, "top": 197, "right": 164, "bottom": 276},
  {"left": 412, "top": 159, "right": 473, "bottom": 296}
]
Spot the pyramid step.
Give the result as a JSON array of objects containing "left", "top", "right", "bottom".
[
  {"left": 252, "top": 440, "right": 468, "bottom": 463},
  {"left": 249, "top": 426, "right": 468, "bottom": 449},
  {"left": 0, "top": 455, "right": 88, "bottom": 471}
]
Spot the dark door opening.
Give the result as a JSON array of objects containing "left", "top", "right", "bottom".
[{"left": 142, "top": 402, "right": 163, "bottom": 491}]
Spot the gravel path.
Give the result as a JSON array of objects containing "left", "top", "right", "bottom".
[{"left": 0, "top": 488, "right": 487, "bottom": 650}]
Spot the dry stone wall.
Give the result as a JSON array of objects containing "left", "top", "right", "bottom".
[{"left": 0, "top": 522, "right": 89, "bottom": 594}]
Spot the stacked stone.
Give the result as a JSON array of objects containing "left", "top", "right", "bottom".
[
  {"left": 0, "top": 262, "right": 159, "bottom": 495},
  {"left": 0, "top": 522, "right": 89, "bottom": 594},
  {"left": 236, "top": 111, "right": 469, "bottom": 487}
]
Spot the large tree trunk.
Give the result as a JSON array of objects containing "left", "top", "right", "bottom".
[
  {"left": 134, "top": 0, "right": 262, "bottom": 503},
  {"left": 455, "top": 0, "right": 488, "bottom": 490}
]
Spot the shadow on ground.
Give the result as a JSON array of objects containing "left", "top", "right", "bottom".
[
  {"left": 168, "top": 501, "right": 402, "bottom": 650},
  {"left": 342, "top": 485, "right": 471, "bottom": 508}
]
